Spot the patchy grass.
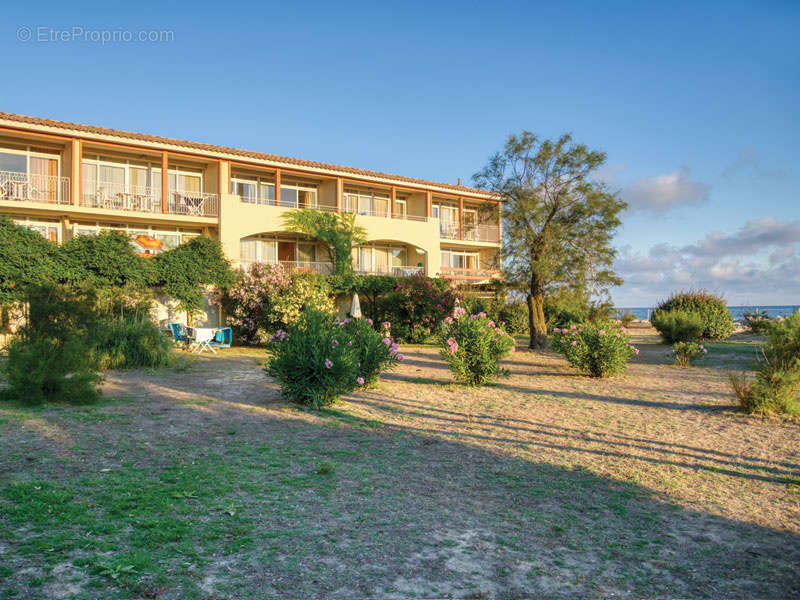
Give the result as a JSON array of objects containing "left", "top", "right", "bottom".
[{"left": 0, "top": 330, "right": 798, "bottom": 599}]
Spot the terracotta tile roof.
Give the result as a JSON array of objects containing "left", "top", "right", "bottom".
[{"left": 0, "top": 112, "right": 495, "bottom": 199}]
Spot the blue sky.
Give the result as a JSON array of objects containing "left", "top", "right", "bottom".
[{"left": 2, "top": 0, "right": 798, "bottom": 306}]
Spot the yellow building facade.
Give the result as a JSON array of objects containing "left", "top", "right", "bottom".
[{"left": 0, "top": 113, "right": 501, "bottom": 284}]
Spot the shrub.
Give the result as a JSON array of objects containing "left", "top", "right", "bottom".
[
  {"left": 653, "top": 290, "right": 734, "bottom": 340},
  {"left": 377, "top": 274, "right": 458, "bottom": 343},
  {"left": 265, "top": 311, "right": 358, "bottom": 408},
  {"left": 729, "top": 313, "right": 800, "bottom": 416},
  {"left": 619, "top": 309, "right": 636, "bottom": 328},
  {"left": 499, "top": 301, "right": 528, "bottom": 335},
  {"left": 742, "top": 309, "right": 771, "bottom": 334},
  {"left": 551, "top": 321, "right": 638, "bottom": 377},
  {"left": 220, "top": 266, "right": 334, "bottom": 344},
  {"left": 437, "top": 310, "right": 515, "bottom": 385},
  {"left": 339, "top": 319, "right": 403, "bottom": 387},
  {"left": 1, "top": 284, "right": 101, "bottom": 405},
  {"left": 543, "top": 293, "right": 587, "bottom": 329},
  {"left": 672, "top": 341, "right": 708, "bottom": 367},
  {"left": 651, "top": 310, "right": 705, "bottom": 343},
  {"left": 94, "top": 315, "right": 174, "bottom": 370}
]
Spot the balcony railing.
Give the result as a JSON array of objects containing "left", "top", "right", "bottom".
[
  {"left": 82, "top": 182, "right": 219, "bottom": 217},
  {"left": 169, "top": 191, "right": 219, "bottom": 217},
  {"left": 0, "top": 170, "right": 70, "bottom": 205},
  {"left": 353, "top": 265, "right": 425, "bottom": 277},
  {"left": 234, "top": 194, "right": 430, "bottom": 222},
  {"left": 82, "top": 182, "right": 161, "bottom": 212},
  {"left": 440, "top": 267, "right": 502, "bottom": 283},
  {"left": 439, "top": 222, "right": 500, "bottom": 242},
  {"left": 240, "top": 260, "right": 334, "bottom": 275}
]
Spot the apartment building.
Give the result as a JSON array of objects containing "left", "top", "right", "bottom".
[{"left": 0, "top": 113, "right": 502, "bottom": 285}]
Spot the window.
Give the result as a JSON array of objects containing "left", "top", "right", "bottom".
[
  {"left": 354, "top": 245, "right": 408, "bottom": 274},
  {"left": 1, "top": 147, "right": 62, "bottom": 202},
  {"left": 71, "top": 223, "right": 194, "bottom": 255},
  {"left": 277, "top": 182, "right": 317, "bottom": 209},
  {"left": 239, "top": 237, "right": 277, "bottom": 264},
  {"left": 13, "top": 218, "right": 59, "bottom": 243},
  {"left": 81, "top": 156, "right": 161, "bottom": 208},
  {"left": 297, "top": 243, "right": 316, "bottom": 263},
  {"left": 343, "top": 189, "right": 389, "bottom": 217},
  {"left": 395, "top": 199, "right": 407, "bottom": 218},
  {"left": 0, "top": 151, "right": 27, "bottom": 173},
  {"left": 441, "top": 250, "right": 478, "bottom": 269},
  {"left": 231, "top": 174, "right": 275, "bottom": 204}
]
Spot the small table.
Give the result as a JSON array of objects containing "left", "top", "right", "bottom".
[{"left": 188, "top": 327, "right": 217, "bottom": 354}]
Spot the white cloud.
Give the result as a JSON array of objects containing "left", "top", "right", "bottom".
[
  {"left": 613, "top": 218, "right": 800, "bottom": 306},
  {"left": 622, "top": 167, "right": 711, "bottom": 214}
]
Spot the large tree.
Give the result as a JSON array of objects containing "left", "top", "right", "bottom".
[{"left": 473, "top": 132, "right": 625, "bottom": 349}]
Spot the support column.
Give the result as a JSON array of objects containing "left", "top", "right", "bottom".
[
  {"left": 218, "top": 160, "right": 229, "bottom": 197},
  {"left": 70, "top": 139, "right": 81, "bottom": 206},
  {"left": 426, "top": 191, "right": 432, "bottom": 218},
  {"left": 336, "top": 177, "right": 342, "bottom": 211},
  {"left": 496, "top": 202, "right": 501, "bottom": 242},
  {"left": 391, "top": 186, "right": 397, "bottom": 218},
  {"left": 458, "top": 197, "right": 464, "bottom": 240},
  {"left": 161, "top": 151, "right": 169, "bottom": 214},
  {"left": 274, "top": 169, "right": 281, "bottom": 206},
  {"left": 60, "top": 216, "right": 70, "bottom": 243}
]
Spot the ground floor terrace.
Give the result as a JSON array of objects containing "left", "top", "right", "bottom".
[{"left": 1, "top": 325, "right": 797, "bottom": 599}]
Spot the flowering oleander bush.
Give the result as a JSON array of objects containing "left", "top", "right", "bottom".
[
  {"left": 265, "top": 310, "right": 358, "bottom": 408},
  {"left": 265, "top": 311, "right": 403, "bottom": 407},
  {"left": 551, "top": 321, "right": 638, "bottom": 378},
  {"left": 220, "top": 264, "right": 333, "bottom": 344},
  {"left": 437, "top": 310, "right": 515, "bottom": 386},
  {"left": 339, "top": 318, "right": 403, "bottom": 387},
  {"left": 378, "top": 273, "right": 458, "bottom": 343},
  {"left": 672, "top": 341, "right": 707, "bottom": 367}
]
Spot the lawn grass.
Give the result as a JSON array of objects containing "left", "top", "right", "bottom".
[{"left": 1, "top": 328, "right": 798, "bottom": 599}]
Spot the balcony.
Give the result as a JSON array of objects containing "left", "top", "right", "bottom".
[
  {"left": 236, "top": 195, "right": 431, "bottom": 222},
  {"left": 240, "top": 260, "right": 334, "bottom": 275},
  {"left": 81, "top": 182, "right": 219, "bottom": 217},
  {"left": 0, "top": 170, "right": 70, "bottom": 205},
  {"left": 353, "top": 264, "right": 425, "bottom": 277},
  {"left": 439, "top": 222, "right": 500, "bottom": 242},
  {"left": 440, "top": 267, "right": 502, "bottom": 284}
]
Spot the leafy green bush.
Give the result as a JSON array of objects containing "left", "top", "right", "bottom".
[
  {"left": 653, "top": 290, "right": 734, "bottom": 340},
  {"left": 339, "top": 318, "right": 403, "bottom": 387},
  {"left": 94, "top": 315, "right": 174, "bottom": 370},
  {"left": 499, "top": 301, "right": 528, "bottom": 335},
  {"left": 651, "top": 310, "right": 705, "bottom": 343},
  {"left": 672, "top": 341, "right": 708, "bottom": 367},
  {"left": 543, "top": 293, "right": 588, "bottom": 329},
  {"left": 0, "top": 217, "right": 61, "bottom": 304},
  {"left": 742, "top": 309, "right": 771, "bottom": 334},
  {"left": 729, "top": 313, "right": 800, "bottom": 416},
  {"left": 377, "top": 274, "right": 458, "bottom": 343},
  {"left": 619, "top": 309, "right": 636, "bottom": 328},
  {"left": 551, "top": 321, "right": 637, "bottom": 377},
  {"left": 1, "top": 284, "right": 101, "bottom": 405},
  {"left": 60, "top": 231, "right": 152, "bottom": 288},
  {"left": 437, "top": 310, "right": 515, "bottom": 385},
  {"left": 266, "top": 311, "right": 390, "bottom": 408}
]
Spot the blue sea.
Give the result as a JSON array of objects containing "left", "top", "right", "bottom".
[{"left": 615, "top": 305, "right": 800, "bottom": 321}]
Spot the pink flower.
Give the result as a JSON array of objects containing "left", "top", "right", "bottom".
[
  {"left": 570, "top": 324, "right": 577, "bottom": 330},
  {"left": 356, "top": 376, "right": 365, "bottom": 386},
  {"left": 396, "top": 353, "right": 405, "bottom": 361},
  {"left": 571, "top": 340, "right": 578, "bottom": 346},
  {"left": 325, "top": 359, "right": 333, "bottom": 369},
  {"left": 381, "top": 321, "right": 391, "bottom": 329},
  {"left": 553, "top": 327, "right": 561, "bottom": 333},
  {"left": 598, "top": 329, "right": 605, "bottom": 336},
  {"left": 366, "top": 318, "right": 374, "bottom": 325},
  {"left": 446, "top": 337, "right": 456, "bottom": 345},
  {"left": 444, "top": 316, "right": 454, "bottom": 324},
  {"left": 331, "top": 339, "right": 339, "bottom": 347},
  {"left": 702, "top": 348, "right": 707, "bottom": 354},
  {"left": 634, "top": 348, "right": 640, "bottom": 355},
  {"left": 382, "top": 337, "right": 392, "bottom": 346},
  {"left": 346, "top": 340, "right": 353, "bottom": 346}
]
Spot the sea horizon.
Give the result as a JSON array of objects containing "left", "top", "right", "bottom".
[{"left": 614, "top": 305, "right": 800, "bottom": 321}]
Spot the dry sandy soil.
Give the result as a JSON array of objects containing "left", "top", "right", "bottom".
[{"left": 0, "top": 324, "right": 798, "bottom": 599}]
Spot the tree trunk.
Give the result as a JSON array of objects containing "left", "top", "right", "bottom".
[{"left": 527, "top": 278, "right": 548, "bottom": 349}]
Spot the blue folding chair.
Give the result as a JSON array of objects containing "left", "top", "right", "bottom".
[
  {"left": 167, "top": 323, "right": 189, "bottom": 343},
  {"left": 209, "top": 327, "right": 232, "bottom": 349}
]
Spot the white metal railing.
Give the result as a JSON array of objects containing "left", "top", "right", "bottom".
[
  {"left": 341, "top": 205, "right": 428, "bottom": 222},
  {"left": 82, "top": 181, "right": 161, "bottom": 212},
  {"left": 236, "top": 194, "right": 430, "bottom": 222},
  {"left": 440, "top": 267, "right": 502, "bottom": 282},
  {"left": 169, "top": 190, "right": 219, "bottom": 217},
  {"left": 353, "top": 265, "right": 425, "bottom": 277},
  {"left": 439, "top": 222, "right": 500, "bottom": 242},
  {"left": 0, "top": 170, "right": 70, "bottom": 205},
  {"left": 239, "top": 260, "right": 334, "bottom": 275}
]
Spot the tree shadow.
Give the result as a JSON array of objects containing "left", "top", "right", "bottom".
[{"left": 4, "top": 357, "right": 799, "bottom": 600}]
